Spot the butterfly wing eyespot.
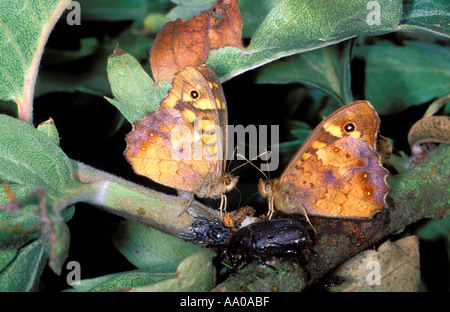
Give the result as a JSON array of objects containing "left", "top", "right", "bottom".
[
  {"left": 344, "top": 122, "right": 356, "bottom": 133},
  {"left": 190, "top": 90, "right": 199, "bottom": 99}
]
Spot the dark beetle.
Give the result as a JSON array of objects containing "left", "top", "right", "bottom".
[{"left": 219, "top": 218, "right": 313, "bottom": 275}]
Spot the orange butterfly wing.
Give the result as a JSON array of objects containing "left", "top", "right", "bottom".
[
  {"left": 124, "top": 65, "right": 236, "bottom": 198},
  {"left": 271, "top": 101, "right": 390, "bottom": 219}
]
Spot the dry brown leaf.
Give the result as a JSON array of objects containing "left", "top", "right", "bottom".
[
  {"left": 408, "top": 116, "right": 450, "bottom": 165},
  {"left": 408, "top": 116, "right": 450, "bottom": 147},
  {"left": 150, "top": 0, "right": 243, "bottom": 83},
  {"left": 328, "top": 236, "right": 421, "bottom": 292}
]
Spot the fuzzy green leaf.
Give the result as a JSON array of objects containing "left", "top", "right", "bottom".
[
  {"left": 0, "top": 183, "right": 75, "bottom": 250},
  {"left": 111, "top": 220, "right": 202, "bottom": 272},
  {"left": 132, "top": 249, "right": 215, "bottom": 291},
  {"left": 399, "top": 0, "right": 450, "bottom": 38},
  {"left": 256, "top": 43, "right": 354, "bottom": 105},
  {"left": 0, "top": 184, "right": 42, "bottom": 248},
  {"left": 0, "top": 0, "right": 71, "bottom": 122},
  {"left": 0, "top": 240, "right": 47, "bottom": 291},
  {"left": 0, "top": 114, "right": 81, "bottom": 195},
  {"left": 37, "top": 118, "right": 60, "bottom": 145},
  {"left": 67, "top": 270, "right": 174, "bottom": 292},
  {"left": 208, "top": 0, "right": 402, "bottom": 81},
  {"left": 106, "top": 50, "right": 171, "bottom": 123}
]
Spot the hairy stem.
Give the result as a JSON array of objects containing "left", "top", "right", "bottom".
[{"left": 69, "top": 160, "right": 215, "bottom": 236}]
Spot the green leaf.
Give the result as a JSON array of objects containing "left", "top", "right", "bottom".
[
  {"left": 67, "top": 270, "right": 174, "bottom": 292},
  {"left": 0, "top": 114, "right": 81, "bottom": 196},
  {"left": 34, "top": 37, "right": 110, "bottom": 97},
  {"left": 0, "top": 0, "right": 71, "bottom": 123},
  {"left": 106, "top": 50, "right": 171, "bottom": 123},
  {"left": 256, "top": 42, "right": 354, "bottom": 105},
  {"left": 167, "top": 0, "right": 279, "bottom": 39},
  {"left": 0, "top": 99, "right": 17, "bottom": 117},
  {"left": 290, "top": 129, "right": 312, "bottom": 142},
  {"left": 0, "top": 248, "right": 17, "bottom": 272},
  {"left": 76, "top": 0, "right": 170, "bottom": 22},
  {"left": 36, "top": 28, "right": 155, "bottom": 97},
  {"left": 41, "top": 38, "right": 100, "bottom": 65},
  {"left": 416, "top": 218, "right": 450, "bottom": 241},
  {"left": 385, "top": 151, "right": 411, "bottom": 173},
  {"left": 399, "top": 0, "right": 450, "bottom": 38},
  {"left": 166, "top": 0, "right": 213, "bottom": 21},
  {"left": 0, "top": 183, "right": 75, "bottom": 251},
  {"left": 111, "top": 220, "right": 202, "bottom": 272},
  {"left": 0, "top": 184, "right": 42, "bottom": 249},
  {"left": 356, "top": 41, "right": 450, "bottom": 114},
  {"left": 0, "top": 240, "right": 47, "bottom": 291},
  {"left": 37, "top": 118, "right": 60, "bottom": 145},
  {"left": 0, "top": 184, "right": 73, "bottom": 275},
  {"left": 71, "top": 249, "right": 215, "bottom": 292},
  {"left": 0, "top": 114, "right": 78, "bottom": 274},
  {"left": 238, "top": 0, "right": 279, "bottom": 39},
  {"left": 132, "top": 249, "right": 215, "bottom": 291},
  {"left": 208, "top": 0, "right": 402, "bottom": 81},
  {"left": 39, "top": 192, "right": 70, "bottom": 275}
]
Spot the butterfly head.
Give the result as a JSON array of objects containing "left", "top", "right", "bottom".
[
  {"left": 258, "top": 178, "right": 275, "bottom": 198},
  {"left": 258, "top": 178, "right": 283, "bottom": 219},
  {"left": 221, "top": 173, "right": 239, "bottom": 193}
]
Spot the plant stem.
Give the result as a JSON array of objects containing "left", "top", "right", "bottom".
[
  {"left": 19, "top": 0, "right": 71, "bottom": 124},
  {"left": 69, "top": 160, "right": 217, "bottom": 236}
]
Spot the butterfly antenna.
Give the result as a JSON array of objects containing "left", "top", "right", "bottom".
[
  {"left": 233, "top": 185, "right": 242, "bottom": 210},
  {"left": 260, "top": 149, "right": 273, "bottom": 180},
  {"left": 241, "top": 190, "right": 260, "bottom": 207},
  {"left": 231, "top": 151, "right": 269, "bottom": 180},
  {"left": 226, "top": 145, "right": 238, "bottom": 173}
]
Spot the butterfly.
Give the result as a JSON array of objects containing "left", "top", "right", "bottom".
[
  {"left": 124, "top": 65, "right": 238, "bottom": 212},
  {"left": 259, "top": 101, "right": 390, "bottom": 220}
]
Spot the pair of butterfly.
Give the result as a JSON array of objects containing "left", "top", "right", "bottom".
[{"left": 125, "top": 65, "right": 390, "bottom": 221}]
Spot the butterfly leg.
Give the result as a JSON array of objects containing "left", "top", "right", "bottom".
[
  {"left": 299, "top": 204, "right": 316, "bottom": 234},
  {"left": 267, "top": 195, "right": 275, "bottom": 220},
  {"left": 218, "top": 194, "right": 227, "bottom": 218},
  {"left": 177, "top": 191, "right": 196, "bottom": 217}
]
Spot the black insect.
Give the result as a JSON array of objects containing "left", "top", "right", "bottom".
[
  {"left": 178, "top": 216, "right": 232, "bottom": 247},
  {"left": 219, "top": 218, "right": 314, "bottom": 276},
  {"left": 179, "top": 208, "right": 314, "bottom": 277}
]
